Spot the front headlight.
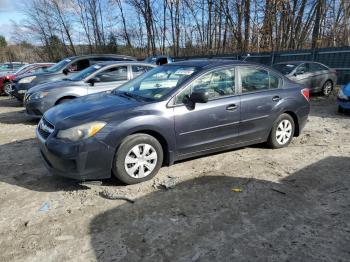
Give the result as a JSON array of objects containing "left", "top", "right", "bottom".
[
  {"left": 29, "top": 91, "right": 49, "bottom": 100},
  {"left": 56, "top": 121, "right": 106, "bottom": 141},
  {"left": 18, "top": 76, "right": 36, "bottom": 84},
  {"left": 338, "top": 88, "right": 348, "bottom": 100}
]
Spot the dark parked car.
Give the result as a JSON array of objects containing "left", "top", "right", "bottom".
[
  {"left": 1, "top": 63, "right": 54, "bottom": 95},
  {"left": 10, "top": 54, "right": 136, "bottom": 100},
  {"left": 25, "top": 62, "right": 155, "bottom": 117},
  {"left": 36, "top": 60, "right": 310, "bottom": 184},
  {"left": 337, "top": 82, "right": 350, "bottom": 113},
  {"left": 272, "top": 61, "right": 337, "bottom": 96},
  {"left": 144, "top": 56, "right": 173, "bottom": 65}
]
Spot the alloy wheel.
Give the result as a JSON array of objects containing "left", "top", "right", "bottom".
[
  {"left": 323, "top": 81, "right": 332, "bottom": 96},
  {"left": 4, "top": 83, "right": 12, "bottom": 95}
]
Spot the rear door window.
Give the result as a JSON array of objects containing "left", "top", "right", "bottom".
[
  {"left": 310, "top": 63, "right": 328, "bottom": 72},
  {"left": 94, "top": 66, "right": 128, "bottom": 82},
  {"left": 240, "top": 67, "right": 281, "bottom": 92}
]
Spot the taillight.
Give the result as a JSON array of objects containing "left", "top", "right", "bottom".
[{"left": 301, "top": 88, "right": 310, "bottom": 101}]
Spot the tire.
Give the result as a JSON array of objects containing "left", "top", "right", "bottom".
[
  {"left": 267, "top": 113, "right": 295, "bottom": 149},
  {"left": 3, "top": 82, "right": 12, "bottom": 96},
  {"left": 321, "top": 80, "right": 333, "bottom": 96},
  {"left": 338, "top": 106, "right": 344, "bottom": 113},
  {"left": 113, "top": 134, "right": 163, "bottom": 184}
]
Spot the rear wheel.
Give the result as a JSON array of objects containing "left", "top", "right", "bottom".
[
  {"left": 321, "top": 80, "right": 333, "bottom": 96},
  {"left": 113, "top": 134, "right": 163, "bottom": 184},
  {"left": 267, "top": 113, "right": 295, "bottom": 149}
]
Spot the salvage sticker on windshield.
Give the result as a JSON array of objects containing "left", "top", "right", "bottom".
[
  {"left": 175, "top": 69, "right": 194, "bottom": 75},
  {"left": 93, "top": 65, "right": 102, "bottom": 69}
]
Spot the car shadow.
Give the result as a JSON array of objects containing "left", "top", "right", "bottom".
[
  {"left": 0, "top": 97, "right": 22, "bottom": 107},
  {"left": 0, "top": 109, "right": 39, "bottom": 125},
  {"left": 89, "top": 156, "right": 350, "bottom": 261},
  {"left": 309, "top": 94, "right": 350, "bottom": 118},
  {"left": 0, "top": 138, "right": 122, "bottom": 192}
]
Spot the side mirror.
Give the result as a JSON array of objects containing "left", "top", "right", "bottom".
[
  {"left": 63, "top": 68, "right": 69, "bottom": 75},
  {"left": 189, "top": 90, "right": 209, "bottom": 103},
  {"left": 87, "top": 77, "right": 100, "bottom": 86}
]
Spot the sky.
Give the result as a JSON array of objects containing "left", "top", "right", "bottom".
[{"left": 0, "top": 0, "right": 26, "bottom": 42}]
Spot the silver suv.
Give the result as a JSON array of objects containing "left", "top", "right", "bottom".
[{"left": 25, "top": 61, "right": 156, "bottom": 117}]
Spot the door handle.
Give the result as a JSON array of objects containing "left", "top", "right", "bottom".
[
  {"left": 226, "top": 104, "right": 238, "bottom": 111},
  {"left": 272, "top": 96, "right": 281, "bottom": 102}
]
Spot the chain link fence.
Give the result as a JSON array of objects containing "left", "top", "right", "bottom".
[{"left": 176, "top": 47, "right": 350, "bottom": 85}]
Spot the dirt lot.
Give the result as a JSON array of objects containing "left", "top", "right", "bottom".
[{"left": 0, "top": 94, "right": 349, "bottom": 262}]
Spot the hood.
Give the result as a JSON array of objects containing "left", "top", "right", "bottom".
[
  {"left": 44, "top": 92, "right": 143, "bottom": 129},
  {"left": 14, "top": 70, "right": 53, "bottom": 82},
  {"left": 28, "top": 80, "right": 82, "bottom": 94},
  {"left": 343, "top": 82, "right": 350, "bottom": 96}
]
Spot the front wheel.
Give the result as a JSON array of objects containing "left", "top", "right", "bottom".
[
  {"left": 113, "top": 134, "right": 163, "bottom": 184},
  {"left": 267, "top": 113, "right": 295, "bottom": 149},
  {"left": 321, "top": 80, "right": 333, "bottom": 96},
  {"left": 4, "top": 82, "right": 12, "bottom": 95}
]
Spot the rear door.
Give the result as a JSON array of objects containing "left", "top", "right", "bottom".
[
  {"left": 238, "top": 66, "right": 284, "bottom": 142},
  {"left": 87, "top": 65, "right": 129, "bottom": 94},
  {"left": 309, "top": 62, "right": 328, "bottom": 91},
  {"left": 173, "top": 67, "right": 241, "bottom": 156}
]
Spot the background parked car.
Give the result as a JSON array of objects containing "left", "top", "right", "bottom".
[
  {"left": 36, "top": 60, "right": 310, "bottom": 185},
  {"left": 0, "top": 63, "right": 54, "bottom": 95},
  {"left": 144, "top": 56, "right": 173, "bottom": 65},
  {"left": 10, "top": 54, "right": 137, "bottom": 101},
  {"left": 25, "top": 61, "right": 156, "bottom": 117},
  {"left": 272, "top": 61, "right": 337, "bottom": 96},
  {"left": 0, "top": 62, "right": 27, "bottom": 75},
  {"left": 337, "top": 82, "right": 350, "bottom": 113}
]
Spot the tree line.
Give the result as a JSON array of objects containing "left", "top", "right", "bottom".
[{"left": 1, "top": 0, "right": 350, "bottom": 62}]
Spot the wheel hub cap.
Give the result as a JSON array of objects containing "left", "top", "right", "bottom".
[
  {"left": 124, "top": 144, "right": 157, "bottom": 178},
  {"left": 276, "top": 120, "right": 292, "bottom": 145}
]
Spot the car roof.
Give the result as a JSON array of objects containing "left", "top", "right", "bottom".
[
  {"left": 274, "top": 61, "right": 327, "bottom": 65},
  {"left": 64, "top": 54, "right": 137, "bottom": 61},
  {"left": 95, "top": 61, "right": 156, "bottom": 67},
  {"left": 167, "top": 59, "right": 267, "bottom": 69}
]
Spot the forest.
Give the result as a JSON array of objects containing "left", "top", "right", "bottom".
[{"left": 0, "top": 0, "right": 349, "bottom": 62}]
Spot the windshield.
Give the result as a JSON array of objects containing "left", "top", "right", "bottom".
[
  {"left": 15, "top": 64, "right": 32, "bottom": 74},
  {"left": 113, "top": 65, "right": 199, "bottom": 101},
  {"left": 46, "top": 59, "right": 72, "bottom": 73},
  {"left": 68, "top": 64, "right": 103, "bottom": 81},
  {"left": 272, "top": 63, "right": 298, "bottom": 75}
]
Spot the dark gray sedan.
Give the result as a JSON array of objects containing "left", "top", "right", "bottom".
[
  {"left": 36, "top": 60, "right": 310, "bottom": 185},
  {"left": 25, "top": 62, "right": 155, "bottom": 117},
  {"left": 272, "top": 61, "right": 337, "bottom": 96}
]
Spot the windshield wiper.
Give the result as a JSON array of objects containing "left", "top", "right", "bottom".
[{"left": 116, "top": 91, "right": 149, "bottom": 101}]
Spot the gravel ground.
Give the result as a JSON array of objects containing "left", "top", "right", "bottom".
[{"left": 0, "top": 94, "right": 349, "bottom": 262}]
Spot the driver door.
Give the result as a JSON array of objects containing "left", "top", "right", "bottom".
[
  {"left": 173, "top": 67, "right": 241, "bottom": 157},
  {"left": 87, "top": 65, "right": 129, "bottom": 94}
]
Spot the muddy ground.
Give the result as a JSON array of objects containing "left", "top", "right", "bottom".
[{"left": 0, "top": 94, "right": 349, "bottom": 262}]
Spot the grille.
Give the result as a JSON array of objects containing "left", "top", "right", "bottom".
[{"left": 38, "top": 117, "right": 54, "bottom": 140}]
